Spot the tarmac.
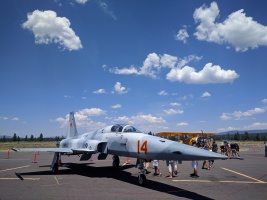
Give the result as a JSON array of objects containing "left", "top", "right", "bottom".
[{"left": 0, "top": 144, "right": 266, "bottom": 200}]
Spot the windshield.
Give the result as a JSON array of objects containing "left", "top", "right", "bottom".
[{"left": 110, "top": 124, "right": 141, "bottom": 133}]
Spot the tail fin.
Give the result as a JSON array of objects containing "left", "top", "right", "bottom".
[{"left": 66, "top": 111, "right": 78, "bottom": 138}]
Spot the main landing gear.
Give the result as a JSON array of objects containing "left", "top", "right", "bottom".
[{"left": 51, "top": 152, "right": 59, "bottom": 173}]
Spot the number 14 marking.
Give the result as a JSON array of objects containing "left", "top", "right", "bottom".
[{"left": 137, "top": 140, "right": 148, "bottom": 154}]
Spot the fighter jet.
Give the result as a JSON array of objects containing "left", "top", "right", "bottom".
[{"left": 13, "top": 111, "right": 228, "bottom": 186}]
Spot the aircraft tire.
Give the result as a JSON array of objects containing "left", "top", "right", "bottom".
[
  {"left": 138, "top": 174, "right": 147, "bottom": 186},
  {"left": 112, "top": 156, "right": 120, "bottom": 168}
]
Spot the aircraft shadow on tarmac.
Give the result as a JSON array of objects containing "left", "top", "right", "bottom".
[{"left": 16, "top": 163, "right": 213, "bottom": 200}]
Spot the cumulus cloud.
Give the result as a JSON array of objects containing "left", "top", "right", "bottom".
[
  {"left": 114, "top": 82, "right": 128, "bottom": 94},
  {"left": 193, "top": 2, "right": 267, "bottom": 51},
  {"left": 201, "top": 91, "right": 211, "bottom": 97},
  {"left": 22, "top": 10, "right": 82, "bottom": 51},
  {"left": 110, "top": 53, "right": 201, "bottom": 79},
  {"left": 55, "top": 108, "right": 106, "bottom": 131},
  {"left": 166, "top": 63, "right": 239, "bottom": 84},
  {"left": 175, "top": 28, "right": 189, "bottom": 43},
  {"left": 93, "top": 89, "right": 106, "bottom": 94},
  {"left": 164, "top": 109, "right": 184, "bottom": 115},
  {"left": 109, "top": 53, "right": 237, "bottom": 84},
  {"left": 220, "top": 107, "right": 265, "bottom": 120},
  {"left": 262, "top": 99, "right": 267, "bottom": 104}
]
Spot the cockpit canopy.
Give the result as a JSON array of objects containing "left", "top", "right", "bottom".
[{"left": 110, "top": 124, "right": 141, "bottom": 133}]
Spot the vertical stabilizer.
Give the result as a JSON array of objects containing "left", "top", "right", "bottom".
[{"left": 67, "top": 111, "right": 78, "bottom": 138}]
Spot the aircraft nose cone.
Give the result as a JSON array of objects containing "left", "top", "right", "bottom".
[{"left": 183, "top": 145, "right": 228, "bottom": 160}]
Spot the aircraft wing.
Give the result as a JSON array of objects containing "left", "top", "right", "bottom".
[{"left": 12, "top": 148, "right": 96, "bottom": 154}]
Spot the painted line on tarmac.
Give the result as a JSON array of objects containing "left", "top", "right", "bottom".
[
  {"left": 172, "top": 180, "right": 266, "bottom": 184},
  {"left": 0, "top": 178, "right": 40, "bottom": 180},
  {"left": 0, "top": 165, "right": 30, "bottom": 173},
  {"left": 222, "top": 167, "right": 266, "bottom": 183}
]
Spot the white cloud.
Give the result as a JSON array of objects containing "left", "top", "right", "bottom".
[
  {"left": 217, "top": 126, "right": 239, "bottom": 132},
  {"left": 114, "top": 114, "right": 166, "bottom": 125},
  {"left": 244, "top": 122, "right": 267, "bottom": 130},
  {"left": 111, "top": 104, "right": 121, "bottom": 109},
  {"left": 110, "top": 53, "right": 201, "bottom": 79},
  {"left": 93, "top": 89, "right": 106, "bottom": 94},
  {"left": 22, "top": 10, "right": 82, "bottom": 51},
  {"left": 220, "top": 107, "right": 265, "bottom": 120},
  {"left": 55, "top": 108, "right": 106, "bottom": 131},
  {"left": 12, "top": 117, "right": 20, "bottom": 121},
  {"left": 262, "top": 99, "right": 267, "bottom": 104},
  {"left": 166, "top": 63, "right": 239, "bottom": 84},
  {"left": 98, "top": 0, "right": 117, "bottom": 20},
  {"left": 114, "top": 82, "right": 128, "bottom": 94},
  {"left": 109, "top": 53, "right": 238, "bottom": 84},
  {"left": 177, "top": 122, "right": 188, "bottom": 126},
  {"left": 170, "top": 102, "right": 181, "bottom": 106},
  {"left": 175, "top": 28, "right": 189, "bottom": 43},
  {"left": 158, "top": 90, "right": 168, "bottom": 96},
  {"left": 164, "top": 109, "right": 184, "bottom": 115},
  {"left": 75, "top": 0, "right": 88, "bottom": 4},
  {"left": 0, "top": 117, "right": 8, "bottom": 120},
  {"left": 201, "top": 91, "right": 211, "bottom": 97},
  {"left": 193, "top": 2, "right": 267, "bottom": 51},
  {"left": 64, "top": 95, "right": 73, "bottom": 99}
]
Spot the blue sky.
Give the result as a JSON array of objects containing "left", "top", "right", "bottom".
[{"left": 1, "top": 0, "right": 267, "bottom": 137}]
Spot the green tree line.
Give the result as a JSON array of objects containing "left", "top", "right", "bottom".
[{"left": 1, "top": 133, "right": 65, "bottom": 142}]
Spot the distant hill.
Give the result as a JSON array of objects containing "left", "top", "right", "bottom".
[{"left": 217, "top": 129, "right": 267, "bottom": 135}]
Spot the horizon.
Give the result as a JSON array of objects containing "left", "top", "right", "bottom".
[{"left": 1, "top": 0, "right": 267, "bottom": 137}]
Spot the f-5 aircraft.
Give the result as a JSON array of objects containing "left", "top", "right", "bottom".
[{"left": 13, "top": 111, "right": 228, "bottom": 186}]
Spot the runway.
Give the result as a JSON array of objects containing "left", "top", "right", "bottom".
[{"left": 0, "top": 144, "right": 266, "bottom": 200}]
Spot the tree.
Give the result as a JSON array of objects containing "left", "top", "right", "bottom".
[
  {"left": 38, "top": 133, "right": 43, "bottom": 142},
  {"left": 12, "top": 133, "right": 17, "bottom": 142},
  {"left": 234, "top": 132, "right": 240, "bottom": 141},
  {"left": 244, "top": 132, "right": 249, "bottom": 140},
  {"left": 148, "top": 131, "right": 152, "bottom": 135},
  {"left": 2, "top": 135, "right": 6, "bottom": 142},
  {"left": 30, "top": 134, "right": 34, "bottom": 142},
  {"left": 17, "top": 136, "right": 20, "bottom": 143},
  {"left": 25, "top": 135, "right": 28, "bottom": 141}
]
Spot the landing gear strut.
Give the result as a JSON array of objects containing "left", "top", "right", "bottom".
[
  {"left": 136, "top": 158, "right": 147, "bottom": 186},
  {"left": 112, "top": 155, "right": 120, "bottom": 168},
  {"left": 51, "top": 152, "right": 59, "bottom": 173}
]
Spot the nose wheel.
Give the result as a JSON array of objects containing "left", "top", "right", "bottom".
[{"left": 112, "top": 155, "right": 120, "bottom": 168}]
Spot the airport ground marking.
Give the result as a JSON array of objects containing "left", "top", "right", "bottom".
[
  {"left": 0, "top": 165, "right": 30, "bottom": 173},
  {"left": 221, "top": 167, "right": 266, "bottom": 183},
  {"left": 0, "top": 178, "right": 40, "bottom": 180},
  {"left": 172, "top": 180, "right": 266, "bottom": 184},
  {"left": 54, "top": 176, "right": 60, "bottom": 185}
]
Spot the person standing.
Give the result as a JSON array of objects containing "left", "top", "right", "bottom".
[
  {"left": 190, "top": 141, "right": 199, "bottom": 178},
  {"left": 209, "top": 141, "right": 218, "bottom": 168},
  {"left": 152, "top": 160, "right": 162, "bottom": 176}
]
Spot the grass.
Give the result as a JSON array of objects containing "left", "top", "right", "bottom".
[{"left": 0, "top": 141, "right": 57, "bottom": 151}]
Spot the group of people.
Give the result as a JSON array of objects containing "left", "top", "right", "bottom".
[{"left": 142, "top": 140, "right": 219, "bottom": 179}]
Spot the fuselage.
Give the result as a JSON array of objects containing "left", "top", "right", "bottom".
[{"left": 60, "top": 124, "right": 227, "bottom": 161}]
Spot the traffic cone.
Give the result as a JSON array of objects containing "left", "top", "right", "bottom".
[
  {"left": 32, "top": 151, "right": 37, "bottom": 163},
  {"left": 6, "top": 149, "right": 10, "bottom": 159},
  {"left": 58, "top": 154, "right": 62, "bottom": 165}
]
